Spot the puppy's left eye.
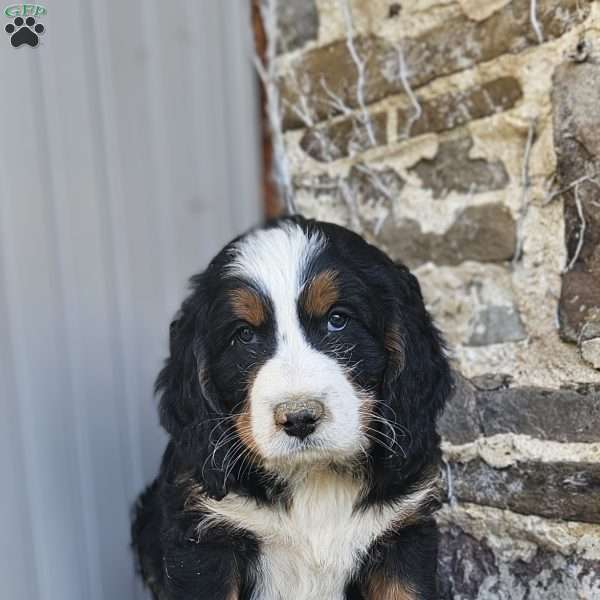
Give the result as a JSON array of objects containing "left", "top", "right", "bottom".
[
  {"left": 327, "top": 311, "right": 349, "bottom": 332},
  {"left": 233, "top": 325, "right": 256, "bottom": 345}
]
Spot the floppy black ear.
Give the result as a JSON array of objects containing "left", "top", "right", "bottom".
[
  {"left": 368, "top": 263, "right": 452, "bottom": 501},
  {"left": 156, "top": 274, "right": 208, "bottom": 437},
  {"left": 155, "top": 274, "right": 237, "bottom": 499}
]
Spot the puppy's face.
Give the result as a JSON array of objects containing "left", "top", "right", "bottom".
[
  {"left": 159, "top": 218, "right": 450, "bottom": 487},
  {"left": 206, "top": 221, "right": 388, "bottom": 466}
]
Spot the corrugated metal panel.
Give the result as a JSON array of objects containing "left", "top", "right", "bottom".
[{"left": 0, "top": 1, "right": 261, "bottom": 598}]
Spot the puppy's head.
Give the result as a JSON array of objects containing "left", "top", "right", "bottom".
[{"left": 158, "top": 217, "right": 451, "bottom": 499}]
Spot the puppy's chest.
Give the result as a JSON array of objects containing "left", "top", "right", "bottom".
[
  {"left": 203, "top": 474, "right": 401, "bottom": 600},
  {"left": 255, "top": 479, "right": 366, "bottom": 599}
]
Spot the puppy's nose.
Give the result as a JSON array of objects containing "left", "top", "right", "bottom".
[{"left": 274, "top": 399, "right": 324, "bottom": 439}]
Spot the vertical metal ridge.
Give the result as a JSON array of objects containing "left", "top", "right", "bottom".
[
  {"left": 0, "top": 138, "right": 41, "bottom": 600},
  {"left": 85, "top": 0, "right": 146, "bottom": 504},
  {"left": 30, "top": 29, "right": 97, "bottom": 600}
]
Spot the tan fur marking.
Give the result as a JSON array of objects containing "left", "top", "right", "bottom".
[
  {"left": 234, "top": 366, "right": 262, "bottom": 457},
  {"left": 235, "top": 409, "right": 262, "bottom": 457},
  {"left": 229, "top": 287, "right": 265, "bottom": 327},
  {"left": 366, "top": 575, "right": 417, "bottom": 600},
  {"left": 303, "top": 269, "right": 339, "bottom": 317}
]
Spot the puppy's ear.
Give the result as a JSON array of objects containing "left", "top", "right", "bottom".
[
  {"left": 373, "top": 263, "right": 452, "bottom": 493},
  {"left": 156, "top": 274, "right": 207, "bottom": 437},
  {"left": 155, "top": 274, "right": 233, "bottom": 499}
]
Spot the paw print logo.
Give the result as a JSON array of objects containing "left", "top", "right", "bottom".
[{"left": 5, "top": 16, "right": 44, "bottom": 47}]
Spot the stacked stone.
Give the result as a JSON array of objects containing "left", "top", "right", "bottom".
[
  {"left": 266, "top": 0, "right": 600, "bottom": 596},
  {"left": 438, "top": 375, "right": 600, "bottom": 596}
]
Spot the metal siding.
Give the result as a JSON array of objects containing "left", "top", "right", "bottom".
[{"left": 0, "top": 1, "right": 261, "bottom": 598}]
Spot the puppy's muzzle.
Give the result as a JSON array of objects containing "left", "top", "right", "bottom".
[{"left": 274, "top": 399, "right": 324, "bottom": 440}]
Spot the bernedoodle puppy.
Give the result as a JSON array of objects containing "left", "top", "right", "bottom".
[{"left": 132, "top": 216, "right": 452, "bottom": 600}]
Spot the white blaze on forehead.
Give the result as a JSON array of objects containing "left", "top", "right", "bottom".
[
  {"left": 226, "top": 221, "right": 325, "bottom": 334},
  {"left": 226, "top": 221, "right": 366, "bottom": 462}
]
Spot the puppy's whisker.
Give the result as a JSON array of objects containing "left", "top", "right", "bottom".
[
  {"left": 367, "top": 414, "right": 405, "bottom": 434},
  {"left": 365, "top": 417, "right": 405, "bottom": 452},
  {"left": 367, "top": 410, "right": 411, "bottom": 440},
  {"left": 223, "top": 443, "right": 252, "bottom": 484},
  {"left": 221, "top": 437, "right": 248, "bottom": 468},
  {"left": 364, "top": 433, "right": 405, "bottom": 458},
  {"left": 369, "top": 397, "right": 400, "bottom": 421},
  {"left": 236, "top": 443, "right": 260, "bottom": 482},
  {"left": 363, "top": 431, "right": 398, "bottom": 455},
  {"left": 219, "top": 444, "right": 246, "bottom": 484},
  {"left": 203, "top": 399, "right": 248, "bottom": 422},
  {"left": 363, "top": 425, "right": 407, "bottom": 458},
  {"left": 203, "top": 415, "right": 236, "bottom": 425},
  {"left": 210, "top": 432, "right": 240, "bottom": 457},
  {"left": 209, "top": 425, "right": 250, "bottom": 469},
  {"left": 207, "top": 421, "right": 234, "bottom": 446},
  {"left": 363, "top": 422, "right": 399, "bottom": 443}
]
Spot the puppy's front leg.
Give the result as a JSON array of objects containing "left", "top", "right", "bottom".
[
  {"left": 161, "top": 538, "right": 243, "bottom": 600},
  {"left": 359, "top": 521, "right": 439, "bottom": 600}
]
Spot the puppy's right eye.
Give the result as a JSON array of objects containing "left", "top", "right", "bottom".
[
  {"left": 233, "top": 325, "right": 256, "bottom": 345},
  {"left": 327, "top": 311, "right": 349, "bottom": 332}
]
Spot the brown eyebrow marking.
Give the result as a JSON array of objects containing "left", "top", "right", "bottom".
[
  {"left": 229, "top": 287, "right": 266, "bottom": 327},
  {"left": 302, "top": 269, "right": 339, "bottom": 317}
]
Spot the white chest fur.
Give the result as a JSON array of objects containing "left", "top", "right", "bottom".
[{"left": 200, "top": 470, "right": 434, "bottom": 600}]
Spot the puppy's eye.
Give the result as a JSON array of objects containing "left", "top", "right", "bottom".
[
  {"left": 233, "top": 325, "right": 256, "bottom": 345},
  {"left": 327, "top": 311, "right": 349, "bottom": 332}
]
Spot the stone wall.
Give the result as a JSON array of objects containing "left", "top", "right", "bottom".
[{"left": 258, "top": 0, "right": 600, "bottom": 597}]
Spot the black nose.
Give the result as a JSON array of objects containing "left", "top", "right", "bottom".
[
  {"left": 282, "top": 410, "right": 319, "bottom": 439},
  {"left": 274, "top": 399, "right": 324, "bottom": 440}
]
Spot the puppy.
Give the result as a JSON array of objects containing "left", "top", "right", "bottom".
[{"left": 132, "top": 216, "right": 452, "bottom": 600}]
